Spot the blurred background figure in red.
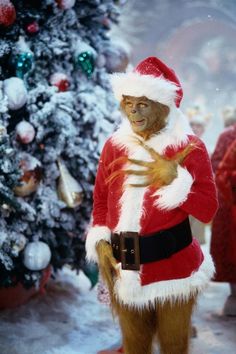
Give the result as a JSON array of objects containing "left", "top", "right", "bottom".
[{"left": 210, "top": 106, "right": 236, "bottom": 316}]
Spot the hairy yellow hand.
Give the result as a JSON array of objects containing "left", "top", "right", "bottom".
[
  {"left": 96, "top": 240, "right": 119, "bottom": 295},
  {"left": 125, "top": 139, "right": 194, "bottom": 188}
]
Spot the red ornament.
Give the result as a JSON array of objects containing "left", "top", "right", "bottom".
[
  {"left": 50, "top": 72, "right": 70, "bottom": 92},
  {"left": 56, "top": 0, "right": 75, "bottom": 10},
  {"left": 0, "top": 0, "right": 16, "bottom": 27},
  {"left": 26, "top": 21, "right": 39, "bottom": 34}
]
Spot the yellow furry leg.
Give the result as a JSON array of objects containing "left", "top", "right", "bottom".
[
  {"left": 156, "top": 296, "right": 197, "bottom": 354},
  {"left": 115, "top": 301, "right": 157, "bottom": 354}
]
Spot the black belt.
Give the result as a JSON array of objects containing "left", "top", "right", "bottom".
[{"left": 111, "top": 218, "right": 192, "bottom": 271}]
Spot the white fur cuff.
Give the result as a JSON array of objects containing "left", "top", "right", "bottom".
[
  {"left": 153, "top": 165, "right": 194, "bottom": 210},
  {"left": 85, "top": 225, "right": 111, "bottom": 263}
]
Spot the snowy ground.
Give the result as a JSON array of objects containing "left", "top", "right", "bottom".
[
  {"left": 0, "top": 269, "right": 235, "bottom": 354},
  {"left": 0, "top": 241, "right": 236, "bottom": 354}
]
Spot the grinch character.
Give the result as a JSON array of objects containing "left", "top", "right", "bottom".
[{"left": 86, "top": 57, "right": 218, "bottom": 354}]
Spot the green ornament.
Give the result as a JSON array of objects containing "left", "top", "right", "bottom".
[
  {"left": 76, "top": 51, "right": 94, "bottom": 77},
  {"left": 15, "top": 52, "right": 34, "bottom": 79},
  {"left": 82, "top": 262, "right": 99, "bottom": 288}
]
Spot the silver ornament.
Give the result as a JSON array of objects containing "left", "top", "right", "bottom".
[{"left": 23, "top": 241, "right": 51, "bottom": 271}]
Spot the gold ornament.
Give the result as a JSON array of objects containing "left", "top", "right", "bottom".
[{"left": 57, "top": 159, "right": 83, "bottom": 208}]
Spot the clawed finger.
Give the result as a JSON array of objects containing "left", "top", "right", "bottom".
[
  {"left": 125, "top": 169, "right": 149, "bottom": 176},
  {"left": 142, "top": 143, "right": 162, "bottom": 160},
  {"left": 129, "top": 182, "right": 150, "bottom": 188},
  {"left": 128, "top": 158, "right": 153, "bottom": 168}
]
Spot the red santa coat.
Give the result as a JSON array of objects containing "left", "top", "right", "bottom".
[
  {"left": 210, "top": 124, "right": 236, "bottom": 282},
  {"left": 86, "top": 107, "right": 218, "bottom": 308}
]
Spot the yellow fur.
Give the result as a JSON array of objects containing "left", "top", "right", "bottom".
[
  {"left": 114, "top": 296, "right": 197, "bottom": 354},
  {"left": 96, "top": 240, "right": 118, "bottom": 304}
]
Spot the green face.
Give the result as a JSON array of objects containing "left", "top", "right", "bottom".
[{"left": 122, "top": 96, "right": 158, "bottom": 134}]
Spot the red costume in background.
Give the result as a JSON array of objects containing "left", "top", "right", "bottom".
[{"left": 211, "top": 124, "right": 236, "bottom": 282}]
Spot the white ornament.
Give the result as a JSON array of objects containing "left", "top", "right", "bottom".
[
  {"left": 104, "top": 40, "right": 130, "bottom": 73},
  {"left": 3, "top": 77, "right": 27, "bottom": 110},
  {"left": 23, "top": 241, "right": 51, "bottom": 271},
  {"left": 16, "top": 120, "right": 35, "bottom": 144}
]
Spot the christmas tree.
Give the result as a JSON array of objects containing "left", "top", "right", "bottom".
[{"left": 0, "top": 0, "right": 128, "bottom": 292}]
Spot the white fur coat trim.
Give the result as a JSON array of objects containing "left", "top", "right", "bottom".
[
  {"left": 114, "top": 143, "right": 150, "bottom": 232},
  {"left": 110, "top": 71, "right": 178, "bottom": 107},
  {"left": 153, "top": 165, "right": 194, "bottom": 210},
  {"left": 111, "top": 107, "right": 193, "bottom": 217},
  {"left": 114, "top": 249, "right": 215, "bottom": 308},
  {"left": 85, "top": 226, "right": 111, "bottom": 263}
]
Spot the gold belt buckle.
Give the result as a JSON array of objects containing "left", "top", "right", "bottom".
[{"left": 120, "top": 232, "right": 140, "bottom": 271}]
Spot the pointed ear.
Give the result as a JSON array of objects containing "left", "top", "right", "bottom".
[{"left": 120, "top": 98, "right": 126, "bottom": 114}]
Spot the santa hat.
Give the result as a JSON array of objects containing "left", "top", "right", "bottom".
[{"left": 110, "top": 56, "right": 183, "bottom": 108}]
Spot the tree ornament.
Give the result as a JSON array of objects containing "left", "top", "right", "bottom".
[
  {"left": 26, "top": 21, "right": 39, "bottom": 35},
  {"left": 50, "top": 72, "right": 70, "bottom": 92},
  {"left": 23, "top": 241, "right": 51, "bottom": 271},
  {"left": 16, "top": 120, "right": 35, "bottom": 144},
  {"left": 75, "top": 40, "right": 96, "bottom": 77},
  {"left": 76, "top": 51, "right": 94, "bottom": 77},
  {"left": 0, "top": 0, "right": 16, "bottom": 27},
  {"left": 57, "top": 158, "right": 83, "bottom": 208},
  {"left": 3, "top": 77, "right": 27, "bottom": 110},
  {"left": 104, "top": 40, "right": 130, "bottom": 73},
  {"left": 56, "top": 0, "right": 75, "bottom": 10},
  {"left": 81, "top": 262, "right": 99, "bottom": 288},
  {"left": 15, "top": 52, "right": 34, "bottom": 79},
  {"left": 13, "top": 153, "right": 42, "bottom": 197}
]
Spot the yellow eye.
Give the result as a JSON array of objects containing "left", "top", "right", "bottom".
[
  {"left": 138, "top": 103, "right": 147, "bottom": 108},
  {"left": 126, "top": 102, "right": 133, "bottom": 107}
]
